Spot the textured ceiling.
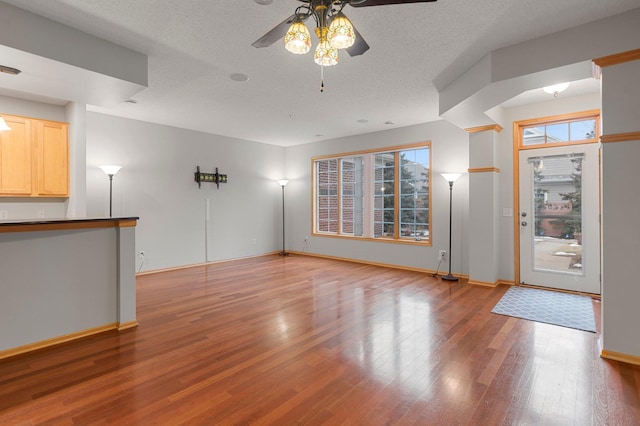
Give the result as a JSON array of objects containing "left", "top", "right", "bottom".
[{"left": 0, "top": 0, "right": 637, "bottom": 146}]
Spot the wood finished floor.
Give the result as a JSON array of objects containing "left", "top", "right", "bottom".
[{"left": 1, "top": 254, "right": 639, "bottom": 425}]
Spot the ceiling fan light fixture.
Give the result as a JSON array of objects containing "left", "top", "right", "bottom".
[
  {"left": 284, "top": 19, "right": 311, "bottom": 55},
  {"left": 314, "top": 39, "right": 338, "bottom": 66},
  {"left": 328, "top": 13, "right": 355, "bottom": 49},
  {"left": 543, "top": 82, "right": 570, "bottom": 97}
]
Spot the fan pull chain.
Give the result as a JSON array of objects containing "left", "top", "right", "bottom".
[{"left": 320, "top": 65, "right": 324, "bottom": 93}]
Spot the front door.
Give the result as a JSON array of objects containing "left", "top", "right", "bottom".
[{"left": 518, "top": 143, "right": 600, "bottom": 294}]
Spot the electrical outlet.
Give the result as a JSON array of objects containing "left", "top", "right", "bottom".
[
  {"left": 0, "top": 210, "right": 7, "bottom": 220},
  {"left": 252, "top": 238, "right": 257, "bottom": 245},
  {"left": 138, "top": 250, "right": 145, "bottom": 258},
  {"left": 304, "top": 236, "right": 309, "bottom": 243},
  {"left": 438, "top": 250, "right": 446, "bottom": 260}
]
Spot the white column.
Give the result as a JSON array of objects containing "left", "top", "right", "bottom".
[
  {"left": 599, "top": 55, "right": 640, "bottom": 362},
  {"left": 117, "top": 222, "right": 138, "bottom": 328},
  {"left": 467, "top": 126, "right": 501, "bottom": 286}
]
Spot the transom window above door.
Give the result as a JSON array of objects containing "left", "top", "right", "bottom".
[{"left": 520, "top": 110, "right": 600, "bottom": 148}]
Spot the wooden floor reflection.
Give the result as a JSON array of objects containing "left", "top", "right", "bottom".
[{"left": 1, "top": 254, "right": 638, "bottom": 424}]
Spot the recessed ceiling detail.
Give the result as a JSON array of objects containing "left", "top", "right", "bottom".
[{"left": 229, "top": 73, "right": 249, "bottom": 82}]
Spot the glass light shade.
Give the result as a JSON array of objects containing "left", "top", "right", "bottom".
[
  {"left": 277, "top": 179, "right": 289, "bottom": 187},
  {"left": 0, "top": 117, "right": 11, "bottom": 131},
  {"left": 328, "top": 13, "right": 355, "bottom": 49},
  {"left": 314, "top": 40, "right": 338, "bottom": 67},
  {"left": 100, "top": 165, "right": 122, "bottom": 176},
  {"left": 441, "top": 173, "right": 462, "bottom": 183},
  {"left": 543, "top": 82, "right": 570, "bottom": 95},
  {"left": 284, "top": 20, "right": 311, "bottom": 55}
]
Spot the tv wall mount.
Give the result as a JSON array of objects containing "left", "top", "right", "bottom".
[{"left": 194, "top": 166, "right": 228, "bottom": 189}]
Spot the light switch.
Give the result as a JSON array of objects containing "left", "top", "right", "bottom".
[{"left": 502, "top": 208, "right": 513, "bottom": 217}]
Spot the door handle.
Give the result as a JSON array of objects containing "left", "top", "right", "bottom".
[{"left": 521, "top": 221, "right": 527, "bottom": 226}]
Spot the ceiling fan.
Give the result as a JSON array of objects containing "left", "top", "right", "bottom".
[{"left": 252, "top": 0, "right": 438, "bottom": 66}]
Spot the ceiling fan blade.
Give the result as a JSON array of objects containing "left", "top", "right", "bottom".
[
  {"left": 349, "top": 0, "right": 437, "bottom": 7},
  {"left": 251, "top": 14, "right": 298, "bottom": 48},
  {"left": 346, "top": 23, "right": 370, "bottom": 56}
]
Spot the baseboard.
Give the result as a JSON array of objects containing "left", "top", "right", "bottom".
[
  {"left": 289, "top": 250, "right": 469, "bottom": 280},
  {"left": 465, "top": 278, "right": 515, "bottom": 287},
  {"left": 136, "top": 252, "right": 280, "bottom": 276},
  {"left": 0, "top": 323, "right": 119, "bottom": 361},
  {"left": 137, "top": 250, "right": 471, "bottom": 281},
  {"left": 118, "top": 320, "right": 139, "bottom": 331},
  {"left": 467, "top": 279, "right": 498, "bottom": 287},
  {"left": 601, "top": 349, "right": 640, "bottom": 366}
]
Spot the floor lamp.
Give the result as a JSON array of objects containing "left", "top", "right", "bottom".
[
  {"left": 277, "top": 179, "right": 289, "bottom": 256},
  {"left": 441, "top": 173, "right": 462, "bottom": 281},
  {"left": 100, "top": 165, "right": 122, "bottom": 217}
]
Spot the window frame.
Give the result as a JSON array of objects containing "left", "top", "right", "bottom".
[
  {"left": 517, "top": 110, "right": 600, "bottom": 150},
  {"left": 312, "top": 141, "right": 432, "bottom": 246}
]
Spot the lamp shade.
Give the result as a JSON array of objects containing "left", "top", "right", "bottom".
[
  {"left": 284, "top": 19, "right": 311, "bottom": 55},
  {"left": 314, "top": 39, "right": 338, "bottom": 66},
  {"left": 99, "top": 165, "right": 122, "bottom": 176},
  {"left": 0, "top": 117, "right": 11, "bottom": 131},
  {"left": 277, "top": 179, "right": 289, "bottom": 187},
  {"left": 441, "top": 173, "right": 462, "bottom": 183},
  {"left": 328, "top": 13, "right": 355, "bottom": 49}
]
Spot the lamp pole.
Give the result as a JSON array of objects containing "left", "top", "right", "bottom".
[
  {"left": 277, "top": 179, "right": 289, "bottom": 256},
  {"left": 441, "top": 173, "right": 462, "bottom": 281},
  {"left": 107, "top": 174, "right": 114, "bottom": 217},
  {"left": 100, "top": 166, "right": 122, "bottom": 218}
]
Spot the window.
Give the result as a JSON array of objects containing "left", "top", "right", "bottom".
[
  {"left": 313, "top": 142, "right": 431, "bottom": 244},
  {"left": 341, "top": 157, "right": 364, "bottom": 236},
  {"left": 521, "top": 112, "right": 599, "bottom": 147},
  {"left": 316, "top": 158, "right": 338, "bottom": 233}
]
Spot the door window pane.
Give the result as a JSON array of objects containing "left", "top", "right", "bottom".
[
  {"left": 570, "top": 119, "right": 597, "bottom": 141},
  {"left": 530, "top": 153, "right": 583, "bottom": 275},
  {"left": 546, "top": 123, "right": 569, "bottom": 142},
  {"left": 522, "top": 118, "right": 598, "bottom": 146}
]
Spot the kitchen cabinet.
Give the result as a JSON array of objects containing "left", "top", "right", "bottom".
[{"left": 0, "top": 114, "right": 68, "bottom": 197}]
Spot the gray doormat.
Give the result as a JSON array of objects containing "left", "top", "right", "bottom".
[{"left": 491, "top": 286, "right": 596, "bottom": 332}]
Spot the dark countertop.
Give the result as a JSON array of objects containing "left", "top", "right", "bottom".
[{"left": 0, "top": 217, "right": 139, "bottom": 233}]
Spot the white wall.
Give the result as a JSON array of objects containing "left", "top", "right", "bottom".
[
  {"left": 86, "top": 113, "right": 285, "bottom": 272},
  {"left": 496, "top": 92, "right": 601, "bottom": 282},
  {"left": 284, "top": 120, "right": 470, "bottom": 274}
]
